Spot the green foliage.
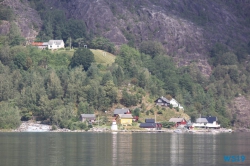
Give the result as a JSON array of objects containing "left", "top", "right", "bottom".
[
  {"left": 161, "top": 121, "right": 175, "bottom": 128},
  {"left": 139, "top": 41, "right": 165, "bottom": 57},
  {"left": 0, "top": 5, "right": 14, "bottom": 21},
  {"left": 0, "top": 102, "right": 21, "bottom": 129},
  {"left": 69, "top": 48, "right": 95, "bottom": 70},
  {"left": 90, "top": 37, "right": 115, "bottom": 53},
  {"left": 122, "top": 90, "right": 140, "bottom": 107},
  {"left": 29, "top": 4, "right": 89, "bottom": 43},
  {"left": 8, "top": 22, "right": 25, "bottom": 46},
  {"left": 133, "top": 108, "right": 140, "bottom": 117},
  {"left": 157, "top": 110, "right": 162, "bottom": 114}
]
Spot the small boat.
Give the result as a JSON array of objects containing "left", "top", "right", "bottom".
[{"left": 174, "top": 129, "right": 183, "bottom": 133}]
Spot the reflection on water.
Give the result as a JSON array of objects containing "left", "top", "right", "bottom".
[{"left": 0, "top": 132, "right": 250, "bottom": 166}]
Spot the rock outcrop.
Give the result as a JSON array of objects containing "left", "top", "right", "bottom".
[
  {"left": 230, "top": 96, "right": 250, "bottom": 129},
  {"left": 0, "top": 0, "right": 42, "bottom": 44}
]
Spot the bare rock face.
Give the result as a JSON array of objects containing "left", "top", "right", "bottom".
[
  {"left": 230, "top": 96, "right": 250, "bottom": 128},
  {"left": 42, "top": 0, "right": 250, "bottom": 76},
  {"left": 1, "top": 0, "right": 42, "bottom": 44},
  {"left": 0, "top": 20, "right": 10, "bottom": 35}
]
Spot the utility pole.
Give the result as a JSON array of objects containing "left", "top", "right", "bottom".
[{"left": 69, "top": 37, "right": 72, "bottom": 49}]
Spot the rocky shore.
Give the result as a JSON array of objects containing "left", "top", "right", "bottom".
[{"left": 1, "top": 121, "right": 247, "bottom": 133}]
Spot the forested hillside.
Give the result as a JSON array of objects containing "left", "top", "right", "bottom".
[{"left": 0, "top": 0, "right": 250, "bottom": 130}]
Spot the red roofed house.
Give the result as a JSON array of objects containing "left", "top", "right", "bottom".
[{"left": 169, "top": 118, "right": 187, "bottom": 128}]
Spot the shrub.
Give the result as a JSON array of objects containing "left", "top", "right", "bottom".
[
  {"left": 52, "top": 125, "right": 57, "bottom": 130},
  {"left": 161, "top": 122, "right": 175, "bottom": 128},
  {"left": 157, "top": 110, "right": 162, "bottom": 114}
]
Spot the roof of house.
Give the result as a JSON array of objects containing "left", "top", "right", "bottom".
[
  {"left": 48, "top": 40, "right": 64, "bottom": 46},
  {"left": 139, "top": 123, "right": 156, "bottom": 128},
  {"left": 117, "top": 114, "right": 133, "bottom": 119},
  {"left": 113, "top": 108, "right": 129, "bottom": 115},
  {"left": 169, "top": 118, "right": 186, "bottom": 123},
  {"left": 206, "top": 116, "right": 217, "bottom": 123},
  {"left": 32, "top": 42, "right": 43, "bottom": 46},
  {"left": 196, "top": 118, "right": 208, "bottom": 123},
  {"left": 145, "top": 119, "right": 155, "bottom": 123},
  {"left": 80, "top": 114, "right": 96, "bottom": 118},
  {"left": 155, "top": 96, "right": 170, "bottom": 103}
]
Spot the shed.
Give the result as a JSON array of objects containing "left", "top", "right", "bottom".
[
  {"left": 113, "top": 108, "right": 130, "bottom": 117},
  {"left": 80, "top": 114, "right": 96, "bottom": 123}
]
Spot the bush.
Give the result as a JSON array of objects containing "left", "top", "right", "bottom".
[
  {"left": 0, "top": 103, "right": 21, "bottom": 129},
  {"left": 149, "top": 109, "right": 154, "bottom": 115},
  {"left": 146, "top": 111, "right": 149, "bottom": 115},
  {"left": 161, "top": 122, "right": 175, "bottom": 128},
  {"left": 52, "top": 125, "right": 57, "bottom": 130},
  {"left": 157, "top": 110, "right": 162, "bottom": 114}
]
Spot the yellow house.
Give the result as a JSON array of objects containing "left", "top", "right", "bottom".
[{"left": 116, "top": 114, "right": 133, "bottom": 125}]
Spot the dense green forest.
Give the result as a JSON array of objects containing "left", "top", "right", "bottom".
[{"left": 1, "top": 1, "right": 250, "bottom": 130}]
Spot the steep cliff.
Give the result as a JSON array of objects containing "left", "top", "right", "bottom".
[
  {"left": 0, "top": 0, "right": 42, "bottom": 44},
  {"left": 42, "top": 0, "right": 250, "bottom": 76}
]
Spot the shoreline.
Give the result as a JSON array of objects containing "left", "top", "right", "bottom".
[{"left": 0, "top": 121, "right": 247, "bottom": 133}]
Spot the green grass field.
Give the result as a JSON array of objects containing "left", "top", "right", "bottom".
[
  {"left": 54, "top": 49, "right": 116, "bottom": 65},
  {"left": 90, "top": 49, "right": 116, "bottom": 65}
]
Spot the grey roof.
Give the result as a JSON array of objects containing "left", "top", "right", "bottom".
[
  {"left": 196, "top": 118, "right": 208, "bottom": 123},
  {"left": 117, "top": 114, "right": 133, "bottom": 119},
  {"left": 169, "top": 118, "right": 185, "bottom": 123},
  {"left": 113, "top": 108, "right": 129, "bottom": 115},
  {"left": 145, "top": 119, "right": 155, "bottom": 123},
  {"left": 48, "top": 40, "right": 64, "bottom": 46},
  {"left": 80, "top": 114, "right": 96, "bottom": 118},
  {"left": 155, "top": 96, "right": 170, "bottom": 103},
  {"left": 139, "top": 123, "right": 156, "bottom": 128}
]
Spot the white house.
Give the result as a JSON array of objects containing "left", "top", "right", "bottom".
[
  {"left": 48, "top": 40, "right": 65, "bottom": 50},
  {"left": 192, "top": 118, "right": 208, "bottom": 128},
  {"left": 192, "top": 117, "right": 220, "bottom": 129},
  {"left": 170, "top": 98, "right": 184, "bottom": 110}
]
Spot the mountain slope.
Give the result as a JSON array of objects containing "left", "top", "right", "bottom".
[{"left": 41, "top": 0, "right": 250, "bottom": 76}]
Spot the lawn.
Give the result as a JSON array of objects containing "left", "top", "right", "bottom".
[
  {"left": 90, "top": 49, "right": 116, "bottom": 65},
  {"left": 53, "top": 49, "right": 116, "bottom": 65}
]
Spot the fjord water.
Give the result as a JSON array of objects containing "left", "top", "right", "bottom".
[{"left": 0, "top": 132, "right": 249, "bottom": 166}]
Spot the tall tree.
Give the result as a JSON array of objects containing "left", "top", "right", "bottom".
[{"left": 69, "top": 48, "right": 95, "bottom": 71}]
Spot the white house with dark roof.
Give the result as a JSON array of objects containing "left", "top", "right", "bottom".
[
  {"left": 192, "top": 117, "right": 220, "bottom": 128},
  {"left": 154, "top": 96, "right": 170, "bottom": 106},
  {"left": 48, "top": 40, "right": 65, "bottom": 50}
]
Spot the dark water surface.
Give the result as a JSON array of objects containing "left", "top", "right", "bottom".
[{"left": 0, "top": 132, "right": 249, "bottom": 166}]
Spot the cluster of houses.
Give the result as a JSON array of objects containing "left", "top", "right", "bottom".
[
  {"left": 168, "top": 117, "right": 220, "bottom": 129},
  {"left": 31, "top": 40, "right": 65, "bottom": 50},
  {"left": 79, "top": 97, "right": 221, "bottom": 130},
  {"left": 154, "top": 96, "right": 184, "bottom": 110}
]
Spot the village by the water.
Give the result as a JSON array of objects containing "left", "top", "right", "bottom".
[{"left": 11, "top": 96, "right": 233, "bottom": 134}]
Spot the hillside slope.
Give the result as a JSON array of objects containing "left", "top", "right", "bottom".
[{"left": 42, "top": 0, "right": 250, "bottom": 76}]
